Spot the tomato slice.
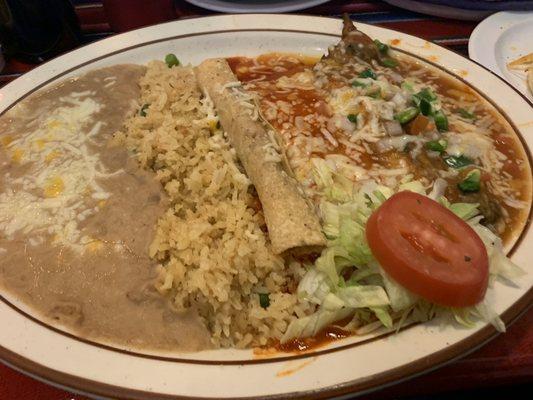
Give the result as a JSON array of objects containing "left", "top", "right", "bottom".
[{"left": 366, "top": 191, "right": 489, "bottom": 307}]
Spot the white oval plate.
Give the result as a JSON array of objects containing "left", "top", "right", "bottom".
[
  {"left": 469, "top": 11, "right": 533, "bottom": 101},
  {"left": 0, "top": 14, "right": 532, "bottom": 400}
]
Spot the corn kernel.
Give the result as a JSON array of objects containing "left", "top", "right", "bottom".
[
  {"left": 45, "top": 150, "right": 61, "bottom": 163},
  {"left": 44, "top": 176, "right": 65, "bottom": 198},
  {"left": 11, "top": 148, "right": 23, "bottom": 163},
  {"left": 1, "top": 135, "right": 13, "bottom": 147},
  {"left": 85, "top": 239, "right": 103, "bottom": 252},
  {"left": 34, "top": 139, "right": 46, "bottom": 150}
]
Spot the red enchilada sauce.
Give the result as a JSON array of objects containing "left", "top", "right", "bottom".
[
  {"left": 228, "top": 53, "right": 531, "bottom": 244},
  {"left": 276, "top": 325, "right": 352, "bottom": 353}
]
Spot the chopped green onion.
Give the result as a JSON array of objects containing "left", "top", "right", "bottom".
[
  {"left": 374, "top": 39, "right": 389, "bottom": 54},
  {"left": 139, "top": 103, "right": 149, "bottom": 117},
  {"left": 165, "top": 53, "right": 180, "bottom": 68},
  {"left": 368, "top": 89, "right": 381, "bottom": 99},
  {"left": 412, "top": 88, "right": 447, "bottom": 129},
  {"left": 413, "top": 88, "right": 437, "bottom": 105},
  {"left": 419, "top": 98, "right": 433, "bottom": 116},
  {"left": 359, "top": 68, "right": 377, "bottom": 80},
  {"left": 394, "top": 107, "right": 419, "bottom": 124},
  {"left": 426, "top": 138, "right": 447, "bottom": 153},
  {"left": 401, "top": 81, "right": 414, "bottom": 92},
  {"left": 457, "top": 108, "right": 476, "bottom": 119},
  {"left": 419, "top": 88, "right": 437, "bottom": 101},
  {"left": 433, "top": 110, "right": 448, "bottom": 132},
  {"left": 347, "top": 114, "right": 358, "bottom": 123},
  {"left": 381, "top": 58, "right": 398, "bottom": 68},
  {"left": 444, "top": 155, "right": 473, "bottom": 169},
  {"left": 458, "top": 169, "right": 481, "bottom": 193},
  {"left": 352, "top": 79, "right": 368, "bottom": 88},
  {"left": 259, "top": 293, "right": 270, "bottom": 309}
]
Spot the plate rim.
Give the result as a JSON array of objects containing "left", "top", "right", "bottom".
[{"left": 0, "top": 13, "right": 532, "bottom": 400}]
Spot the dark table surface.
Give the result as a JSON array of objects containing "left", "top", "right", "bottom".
[{"left": 0, "top": 1, "right": 531, "bottom": 399}]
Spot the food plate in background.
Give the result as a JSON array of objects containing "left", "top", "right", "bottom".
[
  {"left": 184, "top": 0, "right": 330, "bottom": 13},
  {"left": 384, "top": 0, "right": 492, "bottom": 20},
  {"left": 385, "top": 0, "right": 533, "bottom": 21},
  {"left": 469, "top": 11, "right": 533, "bottom": 101},
  {"left": 0, "top": 14, "right": 532, "bottom": 400}
]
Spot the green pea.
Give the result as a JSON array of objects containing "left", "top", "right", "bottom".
[{"left": 165, "top": 53, "right": 180, "bottom": 68}]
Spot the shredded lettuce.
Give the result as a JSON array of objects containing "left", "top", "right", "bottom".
[
  {"left": 322, "top": 292, "right": 346, "bottom": 310},
  {"left": 398, "top": 179, "right": 425, "bottom": 195},
  {"left": 346, "top": 263, "right": 379, "bottom": 284},
  {"left": 411, "top": 300, "right": 437, "bottom": 323},
  {"left": 320, "top": 201, "right": 341, "bottom": 238},
  {"left": 428, "top": 178, "right": 447, "bottom": 200},
  {"left": 337, "top": 285, "right": 390, "bottom": 308},
  {"left": 312, "top": 157, "right": 354, "bottom": 202},
  {"left": 281, "top": 308, "right": 354, "bottom": 343},
  {"left": 440, "top": 200, "right": 524, "bottom": 286},
  {"left": 297, "top": 269, "right": 331, "bottom": 305},
  {"left": 450, "top": 202, "right": 480, "bottom": 220},
  {"left": 378, "top": 264, "right": 419, "bottom": 312},
  {"left": 370, "top": 306, "right": 394, "bottom": 328},
  {"left": 314, "top": 246, "right": 340, "bottom": 285},
  {"left": 312, "top": 158, "right": 334, "bottom": 189},
  {"left": 282, "top": 161, "right": 523, "bottom": 342},
  {"left": 468, "top": 216, "right": 526, "bottom": 284},
  {"left": 474, "top": 301, "right": 506, "bottom": 332},
  {"left": 338, "top": 218, "right": 373, "bottom": 266}
]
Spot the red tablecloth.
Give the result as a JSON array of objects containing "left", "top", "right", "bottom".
[{"left": 0, "top": 1, "right": 531, "bottom": 399}]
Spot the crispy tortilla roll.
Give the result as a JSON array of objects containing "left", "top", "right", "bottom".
[{"left": 195, "top": 58, "right": 326, "bottom": 254}]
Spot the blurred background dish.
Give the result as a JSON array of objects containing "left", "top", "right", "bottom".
[
  {"left": 0, "top": 0, "right": 82, "bottom": 63},
  {"left": 103, "top": 0, "right": 175, "bottom": 32},
  {"left": 184, "top": 0, "right": 330, "bottom": 13},
  {"left": 469, "top": 11, "right": 533, "bottom": 101},
  {"left": 0, "top": 45, "right": 4, "bottom": 73},
  {"left": 384, "top": 0, "right": 533, "bottom": 21}
]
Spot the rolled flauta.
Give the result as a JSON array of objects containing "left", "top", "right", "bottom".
[{"left": 195, "top": 58, "right": 326, "bottom": 255}]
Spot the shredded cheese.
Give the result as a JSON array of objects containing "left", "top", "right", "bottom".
[{"left": 0, "top": 95, "right": 120, "bottom": 251}]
